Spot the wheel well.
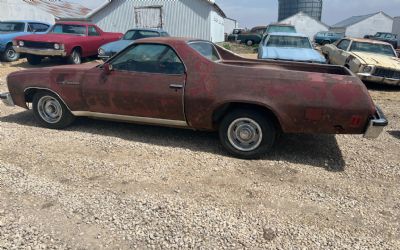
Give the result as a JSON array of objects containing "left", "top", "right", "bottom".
[
  {"left": 70, "top": 46, "right": 82, "bottom": 55},
  {"left": 24, "top": 88, "right": 39, "bottom": 103},
  {"left": 212, "top": 102, "right": 282, "bottom": 131}
]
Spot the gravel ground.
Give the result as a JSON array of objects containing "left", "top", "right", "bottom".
[{"left": 0, "top": 59, "right": 399, "bottom": 249}]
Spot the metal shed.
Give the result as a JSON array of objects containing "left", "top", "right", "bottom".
[
  {"left": 0, "top": 0, "right": 54, "bottom": 23},
  {"left": 78, "top": 0, "right": 227, "bottom": 43},
  {"left": 279, "top": 11, "right": 329, "bottom": 40},
  {"left": 331, "top": 12, "right": 393, "bottom": 38}
]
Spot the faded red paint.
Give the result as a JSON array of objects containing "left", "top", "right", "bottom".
[
  {"left": 7, "top": 37, "right": 378, "bottom": 135},
  {"left": 13, "top": 22, "right": 122, "bottom": 57}
]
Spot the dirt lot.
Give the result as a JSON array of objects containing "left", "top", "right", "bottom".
[{"left": 0, "top": 58, "right": 399, "bottom": 249}]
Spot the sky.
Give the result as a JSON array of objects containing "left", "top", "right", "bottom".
[{"left": 70, "top": 0, "right": 400, "bottom": 28}]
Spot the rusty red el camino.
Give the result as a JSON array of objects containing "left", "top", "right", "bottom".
[{"left": 0, "top": 38, "right": 388, "bottom": 158}]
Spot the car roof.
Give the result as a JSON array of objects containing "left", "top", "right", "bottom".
[
  {"left": 0, "top": 20, "right": 51, "bottom": 25},
  {"left": 133, "top": 37, "right": 210, "bottom": 44},
  {"left": 268, "top": 32, "right": 308, "bottom": 37},
  {"left": 345, "top": 37, "right": 392, "bottom": 45},
  {"left": 126, "top": 28, "right": 167, "bottom": 33}
]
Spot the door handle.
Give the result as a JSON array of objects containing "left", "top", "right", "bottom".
[{"left": 169, "top": 84, "right": 183, "bottom": 90}]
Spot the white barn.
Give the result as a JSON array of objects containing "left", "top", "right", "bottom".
[
  {"left": 278, "top": 11, "right": 329, "bottom": 39},
  {"left": 392, "top": 16, "right": 400, "bottom": 37},
  {"left": 82, "top": 0, "right": 227, "bottom": 43},
  {"left": 330, "top": 12, "right": 393, "bottom": 38},
  {"left": 224, "top": 17, "right": 239, "bottom": 35}
]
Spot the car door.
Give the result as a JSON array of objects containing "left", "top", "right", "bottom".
[
  {"left": 82, "top": 43, "right": 186, "bottom": 123},
  {"left": 330, "top": 39, "right": 351, "bottom": 65},
  {"left": 86, "top": 25, "right": 105, "bottom": 55}
]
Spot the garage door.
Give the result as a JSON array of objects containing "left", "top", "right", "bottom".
[{"left": 135, "top": 6, "right": 163, "bottom": 29}]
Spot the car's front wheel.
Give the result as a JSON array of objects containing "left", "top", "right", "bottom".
[
  {"left": 246, "top": 40, "right": 254, "bottom": 46},
  {"left": 26, "top": 55, "right": 42, "bottom": 65},
  {"left": 2, "top": 44, "right": 20, "bottom": 62},
  {"left": 32, "top": 91, "right": 75, "bottom": 129},
  {"left": 67, "top": 49, "right": 81, "bottom": 64},
  {"left": 219, "top": 109, "right": 277, "bottom": 159}
]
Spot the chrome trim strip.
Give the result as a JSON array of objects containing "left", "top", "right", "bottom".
[
  {"left": 23, "top": 87, "right": 73, "bottom": 112},
  {"left": 14, "top": 46, "right": 67, "bottom": 56},
  {"left": 71, "top": 111, "right": 189, "bottom": 127}
]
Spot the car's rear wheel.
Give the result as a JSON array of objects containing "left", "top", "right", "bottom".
[
  {"left": 321, "top": 40, "right": 330, "bottom": 45},
  {"left": 219, "top": 109, "right": 277, "bottom": 159},
  {"left": 32, "top": 91, "right": 75, "bottom": 129},
  {"left": 67, "top": 49, "right": 81, "bottom": 64},
  {"left": 26, "top": 55, "right": 42, "bottom": 65},
  {"left": 246, "top": 40, "right": 254, "bottom": 46},
  {"left": 2, "top": 44, "right": 20, "bottom": 62}
]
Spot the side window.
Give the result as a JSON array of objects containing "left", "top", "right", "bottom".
[
  {"left": 337, "top": 40, "right": 350, "bottom": 50},
  {"left": 111, "top": 44, "right": 185, "bottom": 75},
  {"left": 189, "top": 42, "right": 220, "bottom": 62},
  {"left": 138, "top": 31, "right": 160, "bottom": 38},
  {"left": 88, "top": 26, "right": 99, "bottom": 36},
  {"left": 28, "top": 23, "right": 49, "bottom": 32}
]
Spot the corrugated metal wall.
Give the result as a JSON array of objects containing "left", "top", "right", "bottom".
[{"left": 90, "top": 0, "right": 224, "bottom": 42}]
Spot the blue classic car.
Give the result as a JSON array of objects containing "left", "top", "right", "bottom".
[
  {"left": 98, "top": 28, "right": 169, "bottom": 60},
  {"left": 0, "top": 20, "right": 50, "bottom": 62},
  {"left": 314, "top": 31, "right": 344, "bottom": 45},
  {"left": 258, "top": 32, "right": 326, "bottom": 64}
]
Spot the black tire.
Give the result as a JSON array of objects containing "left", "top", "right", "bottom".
[
  {"left": 32, "top": 91, "right": 75, "bottom": 129},
  {"left": 246, "top": 40, "right": 254, "bottom": 46},
  {"left": 2, "top": 44, "right": 20, "bottom": 62},
  {"left": 67, "top": 48, "right": 82, "bottom": 64},
  {"left": 321, "top": 40, "right": 330, "bottom": 45},
  {"left": 219, "top": 109, "right": 277, "bottom": 159},
  {"left": 26, "top": 55, "right": 42, "bottom": 65}
]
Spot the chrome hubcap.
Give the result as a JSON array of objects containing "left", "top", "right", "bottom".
[
  {"left": 227, "top": 118, "right": 263, "bottom": 152},
  {"left": 6, "top": 48, "right": 17, "bottom": 59},
  {"left": 37, "top": 96, "right": 63, "bottom": 124},
  {"left": 73, "top": 52, "right": 80, "bottom": 64}
]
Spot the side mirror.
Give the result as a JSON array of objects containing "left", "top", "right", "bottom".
[{"left": 103, "top": 63, "right": 113, "bottom": 75}]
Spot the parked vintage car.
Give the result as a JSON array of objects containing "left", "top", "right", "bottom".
[
  {"left": 227, "top": 26, "right": 267, "bottom": 46},
  {"left": 314, "top": 31, "right": 344, "bottom": 45},
  {"left": 364, "top": 32, "right": 398, "bottom": 49},
  {"left": 0, "top": 20, "right": 50, "bottom": 62},
  {"left": 322, "top": 38, "right": 400, "bottom": 85},
  {"left": 98, "top": 28, "right": 169, "bottom": 60},
  {"left": 1, "top": 38, "right": 387, "bottom": 158},
  {"left": 258, "top": 32, "right": 326, "bottom": 63},
  {"left": 13, "top": 22, "right": 123, "bottom": 65}
]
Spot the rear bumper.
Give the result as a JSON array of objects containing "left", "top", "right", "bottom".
[
  {"left": 364, "top": 106, "right": 388, "bottom": 139},
  {"left": 0, "top": 92, "right": 15, "bottom": 106},
  {"left": 357, "top": 73, "right": 400, "bottom": 86},
  {"left": 13, "top": 46, "right": 67, "bottom": 57}
]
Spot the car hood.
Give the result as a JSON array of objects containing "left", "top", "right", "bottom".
[
  {"left": 100, "top": 39, "right": 133, "bottom": 52},
  {"left": 261, "top": 47, "right": 326, "bottom": 63},
  {"left": 0, "top": 32, "right": 28, "bottom": 41},
  {"left": 351, "top": 51, "right": 400, "bottom": 69},
  {"left": 15, "top": 33, "right": 79, "bottom": 43}
]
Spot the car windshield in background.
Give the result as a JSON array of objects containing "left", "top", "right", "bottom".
[
  {"left": 50, "top": 24, "right": 86, "bottom": 36},
  {"left": 267, "top": 36, "right": 312, "bottom": 49},
  {"left": 0, "top": 22, "right": 24, "bottom": 32},
  {"left": 123, "top": 30, "right": 160, "bottom": 40},
  {"left": 350, "top": 42, "right": 396, "bottom": 57},
  {"left": 189, "top": 42, "right": 220, "bottom": 62},
  {"left": 267, "top": 26, "right": 296, "bottom": 33}
]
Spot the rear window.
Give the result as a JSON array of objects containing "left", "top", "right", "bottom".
[
  {"left": 267, "top": 35, "right": 312, "bottom": 49},
  {"left": 189, "top": 42, "right": 220, "bottom": 62},
  {"left": 51, "top": 24, "right": 86, "bottom": 36},
  {"left": 267, "top": 25, "right": 296, "bottom": 33},
  {"left": 123, "top": 30, "right": 160, "bottom": 40},
  {"left": 0, "top": 22, "right": 25, "bottom": 32}
]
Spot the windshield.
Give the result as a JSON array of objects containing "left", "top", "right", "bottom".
[
  {"left": 123, "top": 30, "right": 160, "bottom": 40},
  {"left": 0, "top": 22, "right": 25, "bottom": 32},
  {"left": 50, "top": 24, "right": 86, "bottom": 36},
  {"left": 267, "top": 36, "right": 312, "bottom": 49},
  {"left": 267, "top": 26, "right": 296, "bottom": 33},
  {"left": 350, "top": 42, "right": 396, "bottom": 57}
]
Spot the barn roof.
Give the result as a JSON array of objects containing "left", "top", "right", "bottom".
[
  {"left": 332, "top": 11, "right": 393, "bottom": 28},
  {"left": 23, "top": 0, "right": 92, "bottom": 19},
  {"left": 85, "top": 0, "right": 227, "bottom": 19}
]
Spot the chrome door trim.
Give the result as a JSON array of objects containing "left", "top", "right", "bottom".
[{"left": 71, "top": 111, "right": 188, "bottom": 127}]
